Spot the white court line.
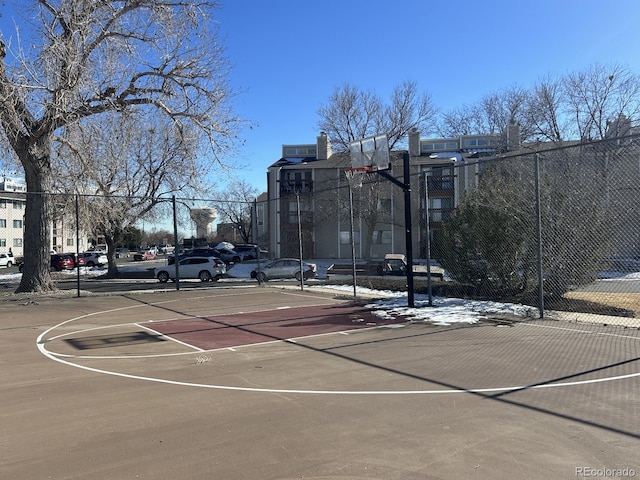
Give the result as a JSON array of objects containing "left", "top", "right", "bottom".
[
  {"left": 36, "top": 298, "right": 640, "bottom": 395},
  {"left": 44, "top": 320, "right": 382, "bottom": 359},
  {"left": 138, "top": 322, "right": 204, "bottom": 352},
  {"left": 36, "top": 339, "right": 640, "bottom": 395},
  {"left": 38, "top": 291, "right": 348, "bottom": 360}
]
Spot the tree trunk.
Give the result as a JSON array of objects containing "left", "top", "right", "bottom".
[
  {"left": 16, "top": 137, "right": 56, "bottom": 293},
  {"left": 105, "top": 233, "right": 119, "bottom": 278},
  {"left": 362, "top": 221, "right": 376, "bottom": 262}
]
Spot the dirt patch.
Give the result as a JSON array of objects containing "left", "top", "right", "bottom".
[{"left": 562, "top": 291, "right": 640, "bottom": 318}]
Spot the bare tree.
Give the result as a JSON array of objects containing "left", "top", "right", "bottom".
[
  {"left": 438, "top": 85, "right": 535, "bottom": 147},
  {"left": 316, "top": 84, "right": 383, "bottom": 152},
  {"left": 317, "top": 81, "right": 437, "bottom": 151},
  {"left": 441, "top": 64, "right": 640, "bottom": 145},
  {"left": 0, "top": 0, "right": 243, "bottom": 293},
  {"left": 563, "top": 63, "right": 640, "bottom": 140},
  {"left": 316, "top": 82, "right": 436, "bottom": 260},
  {"left": 438, "top": 104, "right": 485, "bottom": 137},
  {"left": 213, "top": 178, "right": 259, "bottom": 244},
  {"left": 55, "top": 111, "right": 207, "bottom": 277},
  {"left": 525, "top": 74, "right": 568, "bottom": 142},
  {"left": 482, "top": 86, "right": 533, "bottom": 139},
  {"left": 382, "top": 81, "right": 438, "bottom": 149}
]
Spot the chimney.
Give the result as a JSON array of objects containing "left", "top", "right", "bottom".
[
  {"left": 409, "top": 128, "right": 420, "bottom": 156},
  {"left": 317, "top": 132, "right": 332, "bottom": 160},
  {"left": 506, "top": 122, "right": 520, "bottom": 151},
  {"left": 606, "top": 114, "right": 631, "bottom": 138}
]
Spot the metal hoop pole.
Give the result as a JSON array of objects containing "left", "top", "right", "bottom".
[{"left": 348, "top": 184, "right": 357, "bottom": 301}]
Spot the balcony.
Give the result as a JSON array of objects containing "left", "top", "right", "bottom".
[{"left": 279, "top": 179, "right": 313, "bottom": 194}]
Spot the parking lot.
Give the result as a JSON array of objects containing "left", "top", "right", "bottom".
[{"left": 1, "top": 286, "right": 638, "bottom": 479}]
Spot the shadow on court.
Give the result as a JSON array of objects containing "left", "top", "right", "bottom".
[{"left": 3, "top": 288, "right": 638, "bottom": 479}]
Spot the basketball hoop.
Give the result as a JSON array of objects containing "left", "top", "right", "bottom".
[
  {"left": 349, "top": 134, "right": 390, "bottom": 172},
  {"left": 345, "top": 167, "right": 374, "bottom": 189}
]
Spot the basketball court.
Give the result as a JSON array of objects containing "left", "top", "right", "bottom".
[{"left": 2, "top": 286, "right": 639, "bottom": 479}]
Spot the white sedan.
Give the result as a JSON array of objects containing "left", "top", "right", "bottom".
[
  {"left": 155, "top": 256, "right": 226, "bottom": 283},
  {"left": 251, "top": 258, "right": 317, "bottom": 282},
  {"left": 80, "top": 251, "right": 108, "bottom": 267}
]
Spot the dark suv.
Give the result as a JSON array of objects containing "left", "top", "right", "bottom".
[{"left": 234, "top": 244, "right": 268, "bottom": 260}]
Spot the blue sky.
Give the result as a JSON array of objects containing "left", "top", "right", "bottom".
[
  {"left": 2, "top": 1, "right": 640, "bottom": 193},
  {"left": 216, "top": 0, "right": 640, "bottom": 191}
]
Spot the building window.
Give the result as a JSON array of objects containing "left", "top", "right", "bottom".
[
  {"left": 462, "top": 137, "right": 495, "bottom": 148},
  {"left": 429, "top": 198, "right": 453, "bottom": 222},
  {"left": 421, "top": 141, "right": 458, "bottom": 152},
  {"left": 0, "top": 238, "right": 5, "bottom": 247},
  {"left": 427, "top": 166, "right": 453, "bottom": 191},
  {"left": 0, "top": 219, "right": 5, "bottom": 228},
  {"left": 13, "top": 219, "right": 22, "bottom": 228},
  {"left": 377, "top": 199, "right": 392, "bottom": 212},
  {"left": 281, "top": 170, "right": 313, "bottom": 194},
  {"left": 12, "top": 201, "right": 22, "bottom": 209},
  {"left": 13, "top": 238, "right": 22, "bottom": 247},
  {"left": 0, "top": 199, "right": 6, "bottom": 208},
  {"left": 284, "top": 146, "right": 316, "bottom": 156},
  {"left": 340, "top": 231, "right": 360, "bottom": 244},
  {"left": 287, "top": 200, "right": 311, "bottom": 224},
  {"left": 372, "top": 230, "right": 392, "bottom": 244}
]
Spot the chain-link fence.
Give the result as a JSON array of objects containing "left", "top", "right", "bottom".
[
  {"left": 3, "top": 135, "right": 639, "bottom": 325},
  {"left": 2, "top": 191, "right": 259, "bottom": 293},
  {"left": 423, "top": 135, "right": 640, "bottom": 325}
]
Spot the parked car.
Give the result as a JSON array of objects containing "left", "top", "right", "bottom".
[
  {"left": 134, "top": 250, "right": 156, "bottom": 261},
  {"left": 213, "top": 247, "right": 246, "bottom": 264},
  {"left": 168, "top": 248, "right": 218, "bottom": 265},
  {"left": 0, "top": 252, "right": 14, "bottom": 267},
  {"left": 382, "top": 253, "right": 445, "bottom": 279},
  {"left": 50, "top": 253, "right": 76, "bottom": 271},
  {"left": 155, "top": 256, "right": 226, "bottom": 283},
  {"left": 115, "top": 247, "right": 130, "bottom": 258},
  {"left": 233, "top": 244, "right": 268, "bottom": 260},
  {"left": 251, "top": 258, "right": 317, "bottom": 282},
  {"left": 79, "top": 251, "right": 108, "bottom": 267},
  {"left": 72, "top": 253, "right": 86, "bottom": 268}
]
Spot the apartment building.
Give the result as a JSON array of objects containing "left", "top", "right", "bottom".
[
  {"left": 0, "top": 178, "right": 26, "bottom": 257},
  {"left": 0, "top": 178, "right": 91, "bottom": 257},
  {"left": 265, "top": 129, "right": 511, "bottom": 261}
]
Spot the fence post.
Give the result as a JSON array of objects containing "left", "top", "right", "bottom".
[
  {"left": 75, "top": 194, "right": 81, "bottom": 298},
  {"left": 172, "top": 195, "right": 180, "bottom": 291},
  {"left": 534, "top": 153, "right": 544, "bottom": 318}
]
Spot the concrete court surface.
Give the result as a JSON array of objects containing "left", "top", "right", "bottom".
[{"left": 0, "top": 286, "right": 639, "bottom": 480}]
